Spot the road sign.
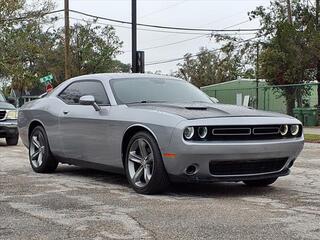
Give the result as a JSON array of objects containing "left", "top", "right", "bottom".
[
  {"left": 40, "top": 74, "right": 54, "bottom": 83},
  {"left": 46, "top": 83, "right": 53, "bottom": 93}
]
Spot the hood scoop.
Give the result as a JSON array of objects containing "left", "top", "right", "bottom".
[{"left": 185, "top": 106, "right": 208, "bottom": 111}]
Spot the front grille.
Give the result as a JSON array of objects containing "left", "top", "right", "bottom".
[
  {"left": 0, "top": 110, "right": 6, "bottom": 120},
  {"left": 191, "top": 125, "right": 302, "bottom": 141},
  {"left": 212, "top": 128, "right": 251, "bottom": 135},
  {"left": 209, "top": 158, "right": 288, "bottom": 176}
]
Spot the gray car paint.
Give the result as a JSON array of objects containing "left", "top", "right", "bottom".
[{"left": 18, "top": 73, "right": 304, "bottom": 181}]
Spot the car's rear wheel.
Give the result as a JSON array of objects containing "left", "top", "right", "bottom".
[
  {"left": 6, "top": 135, "right": 19, "bottom": 146},
  {"left": 243, "top": 177, "right": 278, "bottom": 187},
  {"left": 125, "top": 131, "right": 170, "bottom": 194},
  {"left": 29, "top": 126, "right": 58, "bottom": 173}
]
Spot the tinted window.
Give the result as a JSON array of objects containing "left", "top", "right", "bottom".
[
  {"left": 110, "top": 78, "right": 211, "bottom": 104},
  {"left": 59, "top": 81, "right": 109, "bottom": 105}
]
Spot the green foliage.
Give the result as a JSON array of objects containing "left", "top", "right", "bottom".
[
  {"left": 0, "top": 1, "right": 128, "bottom": 94},
  {"left": 176, "top": 45, "right": 246, "bottom": 88},
  {"left": 249, "top": 0, "right": 320, "bottom": 115}
]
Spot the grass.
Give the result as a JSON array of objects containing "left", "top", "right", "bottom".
[{"left": 304, "top": 134, "right": 320, "bottom": 143}]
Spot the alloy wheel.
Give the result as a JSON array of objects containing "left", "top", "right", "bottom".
[
  {"left": 30, "top": 132, "right": 45, "bottom": 168},
  {"left": 128, "top": 138, "right": 155, "bottom": 188}
]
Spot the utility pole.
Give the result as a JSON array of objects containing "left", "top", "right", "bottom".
[
  {"left": 132, "top": 0, "right": 138, "bottom": 73},
  {"left": 64, "top": 0, "right": 71, "bottom": 79},
  {"left": 286, "top": 0, "right": 293, "bottom": 24},
  {"left": 256, "top": 42, "right": 259, "bottom": 109},
  {"left": 316, "top": 0, "right": 320, "bottom": 108}
]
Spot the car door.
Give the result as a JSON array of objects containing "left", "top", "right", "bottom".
[{"left": 58, "top": 80, "right": 115, "bottom": 165}]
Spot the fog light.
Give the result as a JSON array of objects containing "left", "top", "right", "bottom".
[
  {"left": 291, "top": 125, "right": 299, "bottom": 136},
  {"left": 280, "top": 125, "right": 289, "bottom": 136},
  {"left": 184, "top": 127, "right": 194, "bottom": 140},
  {"left": 198, "top": 127, "right": 208, "bottom": 139}
]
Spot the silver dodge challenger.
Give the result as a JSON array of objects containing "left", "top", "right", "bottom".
[{"left": 18, "top": 73, "right": 304, "bottom": 194}]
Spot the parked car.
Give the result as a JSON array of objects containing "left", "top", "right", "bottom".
[
  {"left": 0, "top": 91, "right": 19, "bottom": 145},
  {"left": 18, "top": 74, "right": 304, "bottom": 194}
]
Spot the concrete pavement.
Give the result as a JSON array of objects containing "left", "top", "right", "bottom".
[{"left": 0, "top": 140, "right": 320, "bottom": 240}]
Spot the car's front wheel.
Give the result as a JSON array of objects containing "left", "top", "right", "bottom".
[
  {"left": 243, "top": 177, "right": 278, "bottom": 187},
  {"left": 125, "top": 131, "right": 170, "bottom": 194},
  {"left": 29, "top": 126, "right": 58, "bottom": 173}
]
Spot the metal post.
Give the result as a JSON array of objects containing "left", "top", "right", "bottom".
[
  {"left": 64, "top": 0, "right": 71, "bottom": 79},
  {"left": 132, "top": 0, "right": 137, "bottom": 73},
  {"left": 316, "top": 0, "right": 320, "bottom": 109},
  {"left": 256, "top": 42, "right": 259, "bottom": 109}
]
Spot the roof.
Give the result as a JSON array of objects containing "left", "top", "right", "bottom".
[
  {"left": 70, "top": 73, "right": 181, "bottom": 82},
  {"left": 200, "top": 78, "right": 266, "bottom": 90}
]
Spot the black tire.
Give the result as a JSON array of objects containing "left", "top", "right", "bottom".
[
  {"left": 29, "top": 126, "right": 58, "bottom": 173},
  {"left": 124, "top": 131, "right": 170, "bottom": 194},
  {"left": 6, "top": 135, "right": 19, "bottom": 146},
  {"left": 243, "top": 177, "right": 278, "bottom": 187}
]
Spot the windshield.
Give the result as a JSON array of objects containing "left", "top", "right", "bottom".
[
  {"left": 110, "top": 78, "right": 212, "bottom": 104},
  {"left": 0, "top": 91, "right": 6, "bottom": 102}
]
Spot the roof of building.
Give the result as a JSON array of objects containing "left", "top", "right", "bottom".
[{"left": 200, "top": 78, "right": 266, "bottom": 89}]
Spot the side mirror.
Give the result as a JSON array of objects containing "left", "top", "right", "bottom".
[
  {"left": 79, "top": 95, "right": 101, "bottom": 111},
  {"left": 7, "top": 97, "right": 16, "bottom": 106}
]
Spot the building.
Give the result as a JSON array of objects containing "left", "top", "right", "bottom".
[{"left": 201, "top": 78, "right": 318, "bottom": 114}]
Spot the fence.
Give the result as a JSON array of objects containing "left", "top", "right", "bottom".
[{"left": 202, "top": 82, "right": 319, "bottom": 115}]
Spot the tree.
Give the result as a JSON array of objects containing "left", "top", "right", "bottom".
[
  {"left": 33, "top": 22, "right": 128, "bottom": 84},
  {"left": 0, "top": 2, "right": 129, "bottom": 94},
  {"left": 0, "top": 0, "right": 55, "bottom": 94},
  {"left": 249, "top": 0, "right": 320, "bottom": 115},
  {"left": 176, "top": 43, "right": 248, "bottom": 88}
]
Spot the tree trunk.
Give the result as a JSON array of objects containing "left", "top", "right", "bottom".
[{"left": 285, "top": 88, "right": 296, "bottom": 116}]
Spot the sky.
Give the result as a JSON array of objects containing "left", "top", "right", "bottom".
[{"left": 52, "top": 0, "right": 272, "bottom": 74}]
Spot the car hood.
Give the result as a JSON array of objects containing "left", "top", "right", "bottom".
[
  {"left": 0, "top": 101, "right": 15, "bottom": 110},
  {"left": 127, "top": 102, "right": 292, "bottom": 120}
]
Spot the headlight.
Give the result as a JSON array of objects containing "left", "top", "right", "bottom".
[
  {"left": 198, "top": 127, "right": 208, "bottom": 139},
  {"left": 290, "top": 125, "right": 299, "bottom": 136},
  {"left": 6, "top": 110, "right": 18, "bottom": 120},
  {"left": 280, "top": 125, "right": 288, "bottom": 136},
  {"left": 183, "top": 127, "right": 194, "bottom": 140}
]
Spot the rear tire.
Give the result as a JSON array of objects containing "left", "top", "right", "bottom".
[
  {"left": 125, "top": 131, "right": 170, "bottom": 194},
  {"left": 243, "top": 177, "right": 278, "bottom": 187},
  {"left": 6, "top": 135, "right": 19, "bottom": 146},
  {"left": 29, "top": 126, "right": 58, "bottom": 173}
]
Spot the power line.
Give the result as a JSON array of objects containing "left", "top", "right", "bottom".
[
  {"left": 69, "top": 16, "right": 209, "bottom": 35},
  {"left": 127, "top": 34, "right": 210, "bottom": 52},
  {"left": 127, "top": 19, "right": 254, "bottom": 52},
  {"left": 69, "top": 9, "right": 260, "bottom": 32},
  {"left": 0, "top": 9, "right": 64, "bottom": 23},
  {"left": 140, "top": 0, "right": 187, "bottom": 18},
  {"left": 140, "top": 0, "right": 188, "bottom": 19},
  {"left": 145, "top": 35, "right": 261, "bottom": 66}
]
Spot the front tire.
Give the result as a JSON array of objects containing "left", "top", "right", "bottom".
[
  {"left": 243, "top": 177, "right": 278, "bottom": 187},
  {"left": 125, "top": 131, "right": 170, "bottom": 194},
  {"left": 6, "top": 135, "right": 19, "bottom": 146},
  {"left": 29, "top": 126, "right": 58, "bottom": 173}
]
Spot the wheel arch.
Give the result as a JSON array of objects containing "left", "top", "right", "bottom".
[
  {"left": 28, "top": 120, "right": 45, "bottom": 141},
  {"left": 121, "top": 124, "right": 159, "bottom": 167}
]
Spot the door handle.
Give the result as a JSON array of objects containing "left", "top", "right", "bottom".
[{"left": 63, "top": 110, "right": 69, "bottom": 115}]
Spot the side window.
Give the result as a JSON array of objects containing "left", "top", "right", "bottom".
[{"left": 59, "top": 81, "right": 110, "bottom": 105}]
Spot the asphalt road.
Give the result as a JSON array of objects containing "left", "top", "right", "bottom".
[{"left": 0, "top": 140, "right": 320, "bottom": 240}]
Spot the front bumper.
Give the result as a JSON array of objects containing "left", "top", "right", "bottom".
[
  {"left": 162, "top": 117, "right": 304, "bottom": 183},
  {"left": 0, "top": 120, "right": 18, "bottom": 138}
]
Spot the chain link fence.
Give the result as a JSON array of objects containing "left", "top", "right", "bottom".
[{"left": 202, "top": 82, "right": 319, "bottom": 115}]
